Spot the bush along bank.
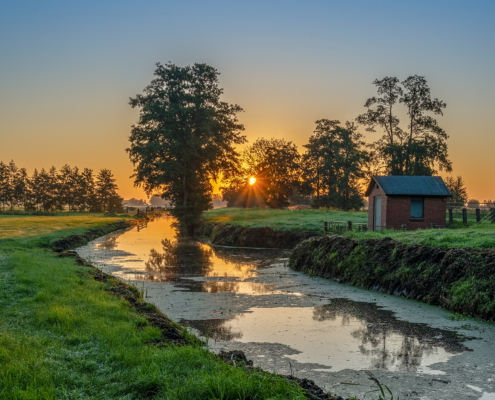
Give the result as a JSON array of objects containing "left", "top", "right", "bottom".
[
  {"left": 289, "top": 235, "right": 495, "bottom": 321},
  {"left": 197, "top": 222, "right": 315, "bottom": 249}
]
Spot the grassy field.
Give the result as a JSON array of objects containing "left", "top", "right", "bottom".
[
  {"left": 204, "top": 208, "right": 495, "bottom": 250},
  {"left": 204, "top": 208, "right": 368, "bottom": 234},
  {"left": 0, "top": 214, "right": 308, "bottom": 399},
  {"left": 346, "top": 223, "right": 495, "bottom": 249}
]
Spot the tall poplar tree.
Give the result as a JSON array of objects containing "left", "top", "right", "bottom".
[{"left": 127, "top": 62, "right": 246, "bottom": 233}]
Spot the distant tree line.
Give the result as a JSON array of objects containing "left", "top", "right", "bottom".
[{"left": 0, "top": 161, "right": 123, "bottom": 212}]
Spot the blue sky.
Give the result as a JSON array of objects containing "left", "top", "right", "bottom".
[{"left": 1, "top": 0, "right": 494, "bottom": 199}]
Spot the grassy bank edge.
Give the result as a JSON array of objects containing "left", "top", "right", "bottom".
[{"left": 289, "top": 235, "right": 495, "bottom": 322}]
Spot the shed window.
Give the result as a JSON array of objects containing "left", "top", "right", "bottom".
[{"left": 410, "top": 198, "right": 424, "bottom": 218}]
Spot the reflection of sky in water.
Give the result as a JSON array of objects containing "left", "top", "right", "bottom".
[
  {"left": 94, "top": 216, "right": 287, "bottom": 294},
  {"left": 186, "top": 299, "right": 469, "bottom": 374}
]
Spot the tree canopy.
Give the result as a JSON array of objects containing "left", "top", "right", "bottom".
[
  {"left": 127, "top": 62, "right": 246, "bottom": 233},
  {"left": 221, "top": 138, "right": 300, "bottom": 209},
  {"left": 0, "top": 160, "right": 122, "bottom": 212},
  {"left": 300, "top": 120, "right": 368, "bottom": 210},
  {"left": 357, "top": 76, "right": 451, "bottom": 176}
]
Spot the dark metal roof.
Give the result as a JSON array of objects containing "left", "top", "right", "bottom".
[{"left": 366, "top": 175, "right": 452, "bottom": 197}]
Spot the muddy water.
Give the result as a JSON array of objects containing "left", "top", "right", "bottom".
[{"left": 76, "top": 217, "right": 495, "bottom": 400}]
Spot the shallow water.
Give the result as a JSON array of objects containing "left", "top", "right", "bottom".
[{"left": 77, "top": 216, "right": 495, "bottom": 400}]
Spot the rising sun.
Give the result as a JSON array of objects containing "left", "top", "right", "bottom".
[{"left": 249, "top": 176, "right": 256, "bottom": 185}]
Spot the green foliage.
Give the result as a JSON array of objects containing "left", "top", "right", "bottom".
[
  {"left": 300, "top": 120, "right": 368, "bottom": 211},
  {"left": 0, "top": 160, "right": 123, "bottom": 212},
  {"left": 127, "top": 62, "right": 246, "bottom": 235}
]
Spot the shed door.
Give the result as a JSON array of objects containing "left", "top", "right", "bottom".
[{"left": 374, "top": 197, "right": 382, "bottom": 231}]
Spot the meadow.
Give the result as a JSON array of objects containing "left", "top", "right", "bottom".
[
  {"left": 0, "top": 214, "right": 308, "bottom": 399},
  {"left": 204, "top": 208, "right": 495, "bottom": 250},
  {"left": 204, "top": 207, "right": 368, "bottom": 234}
]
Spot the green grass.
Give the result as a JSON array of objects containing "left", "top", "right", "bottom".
[
  {"left": 204, "top": 208, "right": 368, "bottom": 234},
  {"left": 204, "top": 208, "right": 495, "bottom": 250},
  {"left": 0, "top": 214, "right": 307, "bottom": 399},
  {"left": 345, "top": 223, "right": 495, "bottom": 249}
]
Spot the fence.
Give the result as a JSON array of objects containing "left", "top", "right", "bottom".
[
  {"left": 447, "top": 202, "right": 495, "bottom": 226},
  {"left": 323, "top": 221, "right": 368, "bottom": 234}
]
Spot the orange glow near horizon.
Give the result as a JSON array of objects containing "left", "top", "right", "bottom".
[{"left": 249, "top": 176, "right": 256, "bottom": 186}]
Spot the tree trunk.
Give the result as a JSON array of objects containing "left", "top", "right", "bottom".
[{"left": 182, "top": 173, "right": 188, "bottom": 207}]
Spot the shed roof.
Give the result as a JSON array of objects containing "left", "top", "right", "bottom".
[{"left": 365, "top": 176, "right": 451, "bottom": 197}]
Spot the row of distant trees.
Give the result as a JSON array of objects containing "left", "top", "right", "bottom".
[{"left": 0, "top": 161, "right": 123, "bottom": 212}]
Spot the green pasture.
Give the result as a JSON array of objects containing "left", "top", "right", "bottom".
[
  {"left": 0, "top": 214, "right": 308, "bottom": 399},
  {"left": 204, "top": 207, "right": 368, "bottom": 234},
  {"left": 346, "top": 223, "right": 495, "bottom": 249},
  {"left": 204, "top": 208, "right": 495, "bottom": 250}
]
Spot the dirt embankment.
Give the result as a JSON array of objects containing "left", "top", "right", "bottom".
[
  {"left": 197, "top": 222, "right": 315, "bottom": 249},
  {"left": 51, "top": 219, "right": 137, "bottom": 251},
  {"left": 289, "top": 235, "right": 495, "bottom": 320}
]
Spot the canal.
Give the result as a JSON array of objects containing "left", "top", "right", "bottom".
[{"left": 76, "top": 216, "right": 495, "bottom": 400}]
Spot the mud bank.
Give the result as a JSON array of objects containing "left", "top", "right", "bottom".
[
  {"left": 51, "top": 219, "right": 140, "bottom": 251},
  {"left": 197, "top": 222, "right": 315, "bottom": 249},
  {"left": 289, "top": 235, "right": 495, "bottom": 320}
]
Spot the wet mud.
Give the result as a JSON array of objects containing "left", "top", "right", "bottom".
[{"left": 290, "top": 235, "right": 495, "bottom": 320}]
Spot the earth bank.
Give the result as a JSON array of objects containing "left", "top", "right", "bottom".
[{"left": 289, "top": 234, "right": 495, "bottom": 320}]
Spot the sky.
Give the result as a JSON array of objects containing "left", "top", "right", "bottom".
[{"left": 0, "top": 0, "right": 494, "bottom": 201}]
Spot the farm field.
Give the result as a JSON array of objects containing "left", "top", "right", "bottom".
[
  {"left": 204, "top": 208, "right": 495, "bottom": 250},
  {"left": 0, "top": 214, "right": 308, "bottom": 399},
  {"left": 204, "top": 207, "right": 368, "bottom": 234}
]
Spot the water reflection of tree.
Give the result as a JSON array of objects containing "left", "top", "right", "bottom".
[
  {"left": 142, "top": 237, "right": 287, "bottom": 283},
  {"left": 97, "top": 235, "right": 119, "bottom": 250},
  {"left": 183, "top": 318, "right": 243, "bottom": 341},
  {"left": 312, "top": 298, "right": 467, "bottom": 371},
  {"left": 143, "top": 238, "right": 214, "bottom": 282}
]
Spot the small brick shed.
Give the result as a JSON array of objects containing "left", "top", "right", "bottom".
[{"left": 365, "top": 176, "right": 451, "bottom": 231}]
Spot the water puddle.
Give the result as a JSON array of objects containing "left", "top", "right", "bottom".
[{"left": 184, "top": 298, "right": 468, "bottom": 373}]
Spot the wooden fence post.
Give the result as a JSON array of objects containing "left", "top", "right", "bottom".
[
  {"left": 323, "top": 221, "right": 328, "bottom": 234},
  {"left": 476, "top": 208, "right": 481, "bottom": 223},
  {"left": 491, "top": 208, "right": 495, "bottom": 223},
  {"left": 448, "top": 208, "right": 453, "bottom": 225},
  {"left": 347, "top": 221, "right": 352, "bottom": 231},
  {"left": 462, "top": 208, "right": 468, "bottom": 226}
]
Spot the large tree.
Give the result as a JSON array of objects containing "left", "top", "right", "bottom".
[
  {"left": 357, "top": 75, "right": 451, "bottom": 176},
  {"left": 127, "top": 63, "right": 245, "bottom": 233},
  {"left": 221, "top": 138, "right": 300, "bottom": 209},
  {"left": 300, "top": 120, "right": 368, "bottom": 210}
]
